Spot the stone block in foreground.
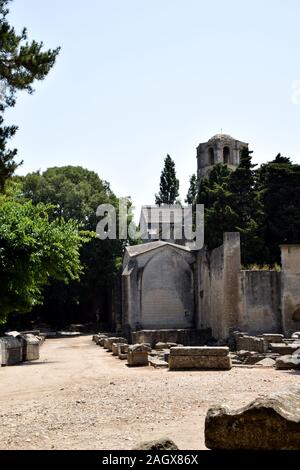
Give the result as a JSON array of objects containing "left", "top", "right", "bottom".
[
  {"left": 169, "top": 346, "right": 231, "bottom": 370},
  {"left": 205, "top": 388, "right": 300, "bottom": 450}
]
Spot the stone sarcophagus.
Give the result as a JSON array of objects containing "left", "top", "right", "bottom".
[
  {"left": 21, "top": 334, "right": 40, "bottom": 362},
  {"left": 127, "top": 344, "right": 151, "bottom": 367},
  {"left": 111, "top": 340, "right": 128, "bottom": 356},
  {"left": 169, "top": 346, "right": 232, "bottom": 371},
  {"left": 0, "top": 337, "right": 22, "bottom": 366}
]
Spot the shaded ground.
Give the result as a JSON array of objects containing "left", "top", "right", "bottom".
[{"left": 0, "top": 335, "right": 299, "bottom": 450}]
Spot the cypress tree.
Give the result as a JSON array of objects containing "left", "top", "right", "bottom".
[{"left": 155, "top": 154, "right": 179, "bottom": 206}]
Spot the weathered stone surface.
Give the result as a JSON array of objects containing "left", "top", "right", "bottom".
[
  {"left": 104, "top": 337, "right": 127, "bottom": 351},
  {"left": 205, "top": 388, "right": 300, "bottom": 450},
  {"left": 129, "top": 343, "right": 151, "bottom": 353},
  {"left": 127, "top": 346, "right": 149, "bottom": 367},
  {"left": 169, "top": 354, "right": 231, "bottom": 370},
  {"left": 154, "top": 342, "right": 178, "bottom": 350},
  {"left": 111, "top": 341, "right": 128, "bottom": 355},
  {"left": 94, "top": 334, "right": 108, "bottom": 345},
  {"left": 236, "top": 335, "right": 268, "bottom": 353},
  {"left": 99, "top": 336, "right": 108, "bottom": 347},
  {"left": 236, "top": 350, "right": 279, "bottom": 365},
  {"left": 171, "top": 346, "right": 229, "bottom": 357},
  {"left": 118, "top": 354, "right": 128, "bottom": 360},
  {"left": 21, "top": 334, "right": 40, "bottom": 362},
  {"left": 5, "top": 331, "right": 21, "bottom": 338},
  {"left": 118, "top": 343, "right": 128, "bottom": 356},
  {"left": 149, "top": 357, "right": 169, "bottom": 369},
  {"left": 269, "top": 343, "right": 300, "bottom": 355},
  {"left": 111, "top": 343, "right": 119, "bottom": 356},
  {"left": 237, "top": 350, "right": 257, "bottom": 358},
  {"left": 131, "top": 329, "right": 211, "bottom": 348},
  {"left": 133, "top": 438, "right": 179, "bottom": 450},
  {"left": 275, "top": 354, "right": 300, "bottom": 370},
  {"left": 261, "top": 334, "right": 284, "bottom": 344},
  {"left": 154, "top": 342, "right": 169, "bottom": 350},
  {"left": 244, "top": 354, "right": 266, "bottom": 365},
  {"left": 0, "top": 337, "right": 22, "bottom": 366}
]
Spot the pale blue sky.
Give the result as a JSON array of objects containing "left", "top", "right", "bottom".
[{"left": 6, "top": 0, "right": 300, "bottom": 215}]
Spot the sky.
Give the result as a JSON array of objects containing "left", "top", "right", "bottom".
[{"left": 5, "top": 0, "right": 300, "bottom": 217}]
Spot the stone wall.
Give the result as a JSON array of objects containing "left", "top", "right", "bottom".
[
  {"left": 240, "top": 270, "right": 282, "bottom": 334},
  {"left": 281, "top": 245, "right": 300, "bottom": 336},
  {"left": 197, "top": 233, "right": 283, "bottom": 341},
  {"left": 131, "top": 328, "right": 212, "bottom": 347},
  {"left": 122, "top": 234, "right": 300, "bottom": 343},
  {"left": 197, "top": 233, "right": 242, "bottom": 339}
]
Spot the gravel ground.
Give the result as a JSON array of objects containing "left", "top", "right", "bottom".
[{"left": 0, "top": 335, "right": 299, "bottom": 450}]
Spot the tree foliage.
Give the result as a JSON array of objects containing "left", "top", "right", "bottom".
[
  {"left": 17, "top": 166, "right": 130, "bottom": 327},
  {"left": 185, "top": 174, "right": 198, "bottom": 205},
  {"left": 0, "top": 195, "right": 88, "bottom": 323},
  {"left": 155, "top": 154, "right": 179, "bottom": 205},
  {"left": 196, "top": 149, "right": 300, "bottom": 266},
  {"left": 256, "top": 154, "right": 300, "bottom": 265}
]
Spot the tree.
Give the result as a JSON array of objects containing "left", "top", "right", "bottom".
[
  {"left": 197, "top": 150, "right": 264, "bottom": 265},
  {"left": 256, "top": 154, "right": 300, "bottom": 265},
  {"left": 0, "top": 0, "right": 60, "bottom": 191},
  {"left": 0, "top": 115, "right": 18, "bottom": 192},
  {"left": 228, "top": 147, "right": 264, "bottom": 265},
  {"left": 18, "top": 166, "right": 131, "bottom": 327},
  {"left": 185, "top": 174, "right": 198, "bottom": 205},
  {"left": 0, "top": 196, "right": 88, "bottom": 324},
  {"left": 155, "top": 154, "right": 179, "bottom": 206},
  {"left": 197, "top": 163, "right": 235, "bottom": 250}
]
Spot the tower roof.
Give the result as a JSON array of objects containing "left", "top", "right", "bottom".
[{"left": 208, "top": 133, "right": 235, "bottom": 143}]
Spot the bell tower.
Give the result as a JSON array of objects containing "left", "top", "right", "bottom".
[{"left": 197, "top": 134, "right": 249, "bottom": 179}]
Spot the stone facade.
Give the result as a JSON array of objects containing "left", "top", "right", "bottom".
[
  {"left": 122, "top": 242, "right": 195, "bottom": 333},
  {"left": 116, "top": 133, "right": 300, "bottom": 342},
  {"left": 281, "top": 245, "right": 300, "bottom": 336},
  {"left": 121, "top": 231, "right": 300, "bottom": 342},
  {"left": 197, "top": 134, "right": 248, "bottom": 179}
]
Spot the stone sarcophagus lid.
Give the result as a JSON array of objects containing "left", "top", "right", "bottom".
[
  {"left": 169, "top": 346, "right": 232, "bottom": 370},
  {"left": 0, "top": 336, "right": 22, "bottom": 366}
]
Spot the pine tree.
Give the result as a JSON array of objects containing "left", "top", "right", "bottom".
[
  {"left": 0, "top": 0, "right": 60, "bottom": 192},
  {"left": 155, "top": 154, "right": 179, "bottom": 205}
]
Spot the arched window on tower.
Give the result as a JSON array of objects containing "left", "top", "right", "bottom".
[
  {"left": 208, "top": 148, "right": 215, "bottom": 165},
  {"left": 223, "top": 146, "right": 230, "bottom": 165}
]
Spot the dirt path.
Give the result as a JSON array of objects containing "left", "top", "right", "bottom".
[{"left": 0, "top": 335, "right": 299, "bottom": 450}]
